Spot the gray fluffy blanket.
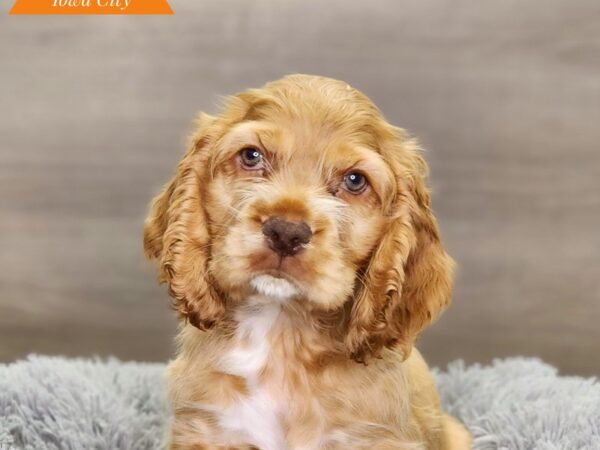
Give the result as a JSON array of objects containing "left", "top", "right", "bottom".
[{"left": 1, "top": 355, "right": 598, "bottom": 449}]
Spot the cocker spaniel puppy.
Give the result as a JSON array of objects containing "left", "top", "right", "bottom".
[{"left": 144, "top": 74, "right": 472, "bottom": 450}]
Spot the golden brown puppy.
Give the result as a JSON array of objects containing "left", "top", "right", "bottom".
[{"left": 144, "top": 74, "right": 472, "bottom": 450}]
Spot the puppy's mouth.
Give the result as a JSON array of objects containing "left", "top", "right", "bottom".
[
  {"left": 246, "top": 245, "right": 310, "bottom": 286},
  {"left": 249, "top": 272, "right": 300, "bottom": 300}
]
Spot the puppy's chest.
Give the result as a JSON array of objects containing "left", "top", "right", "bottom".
[{"left": 216, "top": 304, "right": 313, "bottom": 450}]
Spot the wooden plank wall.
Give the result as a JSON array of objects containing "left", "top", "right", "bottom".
[{"left": 1, "top": 0, "right": 599, "bottom": 375}]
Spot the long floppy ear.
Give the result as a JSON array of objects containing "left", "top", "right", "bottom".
[
  {"left": 143, "top": 113, "right": 225, "bottom": 330},
  {"left": 345, "top": 130, "right": 455, "bottom": 362}
]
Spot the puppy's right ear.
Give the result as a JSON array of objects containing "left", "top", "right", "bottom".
[{"left": 143, "top": 113, "right": 225, "bottom": 330}]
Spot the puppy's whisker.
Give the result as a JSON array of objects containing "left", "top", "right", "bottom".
[
  {"left": 262, "top": 155, "right": 275, "bottom": 174},
  {"left": 226, "top": 204, "right": 244, "bottom": 218}
]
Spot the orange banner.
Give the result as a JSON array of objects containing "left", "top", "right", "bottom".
[{"left": 10, "top": 0, "right": 173, "bottom": 15}]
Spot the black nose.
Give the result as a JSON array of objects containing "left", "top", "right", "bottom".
[{"left": 262, "top": 217, "right": 312, "bottom": 257}]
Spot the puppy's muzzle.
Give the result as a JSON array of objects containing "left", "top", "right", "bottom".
[{"left": 262, "top": 217, "right": 312, "bottom": 257}]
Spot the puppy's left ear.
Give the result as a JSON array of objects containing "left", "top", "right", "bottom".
[{"left": 345, "top": 128, "right": 455, "bottom": 362}]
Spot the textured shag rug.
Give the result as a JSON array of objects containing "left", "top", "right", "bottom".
[{"left": 0, "top": 356, "right": 598, "bottom": 450}]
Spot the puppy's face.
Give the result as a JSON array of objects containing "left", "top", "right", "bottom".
[
  {"left": 144, "top": 75, "right": 454, "bottom": 361},
  {"left": 206, "top": 116, "right": 394, "bottom": 310}
]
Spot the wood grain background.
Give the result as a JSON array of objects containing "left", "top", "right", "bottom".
[{"left": 1, "top": 0, "right": 599, "bottom": 375}]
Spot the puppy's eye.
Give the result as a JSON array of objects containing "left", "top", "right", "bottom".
[
  {"left": 239, "top": 147, "right": 264, "bottom": 170},
  {"left": 343, "top": 172, "right": 368, "bottom": 194}
]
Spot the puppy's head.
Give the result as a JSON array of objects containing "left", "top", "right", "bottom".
[{"left": 144, "top": 75, "right": 454, "bottom": 361}]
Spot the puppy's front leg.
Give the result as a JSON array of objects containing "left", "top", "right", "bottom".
[
  {"left": 439, "top": 415, "right": 472, "bottom": 450},
  {"left": 168, "top": 413, "right": 256, "bottom": 450},
  {"left": 322, "top": 425, "right": 428, "bottom": 450},
  {"left": 325, "top": 439, "right": 427, "bottom": 450},
  {"left": 170, "top": 445, "right": 255, "bottom": 450},
  {"left": 169, "top": 433, "right": 256, "bottom": 450}
]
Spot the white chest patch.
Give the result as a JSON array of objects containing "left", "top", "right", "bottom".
[{"left": 217, "top": 300, "right": 287, "bottom": 450}]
